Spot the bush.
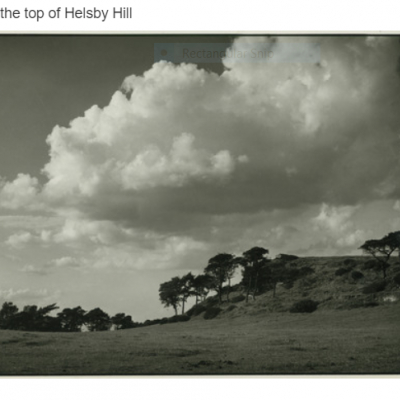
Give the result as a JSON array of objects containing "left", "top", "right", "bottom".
[
  {"left": 186, "top": 304, "right": 206, "bottom": 317},
  {"left": 290, "top": 299, "right": 318, "bottom": 313},
  {"left": 299, "top": 267, "right": 314, "bottom": 277},
  {"left": 351, "top": 271, "right": 364, "bottom": 280},
  {"left": 231, "top": 294, "right": 246, "bottom": 303},
  {"left": 168, "top": 315, "right": 190, "bottom": 323},
  {"left": 362, "top": 259, "right": 379, "bottom": 271},
  {"left": 362, "top": 280, "right": 386, "bottom": 294},
  {"left": 343, "top": 258, "right": 356, "bottom": 267},
  {"left": 203, "top": 307, "right": 221, "bottom": 320},
  {"left": 393, "top": 273, "right": 400, "bottom": 286},
  {"left": 205, "top": 297, "right": 219, "bottom": 306},
  {"left": 225, "top": 305, "right": 237, "bottom": 312},
  {"left": 335, "top": 267, "right": 351, "bottom": 276}
]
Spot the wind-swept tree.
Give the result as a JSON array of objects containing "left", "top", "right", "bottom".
[
  {"left": 269, "top": 259, "right": 290, "bottom": 298},
  {"left": 204, "top": 253, "right": 235, "bottom": 303},
  {"left": 237, "top": 247, "right": 269, "bottom": 302},
  {"left": 0, "top": 302, "right": 19, "bottom": 329},
  {"left": 192, "top": 274, "right": 213, "bottom": 304},
  {"left": 180, "top": 273, "right": 195, "bottom": 314},
  {"left": 4, "top": 303, "right": 60, "bottom": 331},
  {"left": 360, "top": 231, "right": 400, "bottom": 278},
  {"left": 159, "top": 277, "right": 182, "bottom": 315},
  {"left": 57, "top": 306, "right": 86, "bottom": 332},
  {"left": 84, "top": 308, "right": 112, "bottom": 332}
]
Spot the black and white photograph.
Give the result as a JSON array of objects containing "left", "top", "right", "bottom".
[{"left": 0, "top": 34, "right": 399, "bottom": 376}]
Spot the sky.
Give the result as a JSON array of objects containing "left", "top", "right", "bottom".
[{"left": 0, "top": 35, "right": 400, "bottom": 322}]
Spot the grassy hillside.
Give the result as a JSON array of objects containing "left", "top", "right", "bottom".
[
  {"left": 199, "top": 256, "right": 400, "bottom": 317},
  {"left": 0, "top": 256, "right": 399, "bottom": 375}
]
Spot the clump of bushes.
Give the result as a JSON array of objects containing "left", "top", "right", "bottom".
[
  {"left": 186, "top": 303, "right": 207, "bottom": 317},
  {"left": 362, "top": 280, "right": 386, "bottom": 294},
  {"left": 289, "top": 299, "right": 318, "bottom": 313},
  {"left": 205, "top": 297, "right": 219, "bottom": 306},
  {"left": 343, "top": 258, "right": 356, "bottom": 267},
  {"left": 335, "top": 267, "right": 351, "bottom": 276},
  {"left": 362, "top": 259, "right": 379, "bottom": 271},
  {"left": 351, "top": 271, "right": 364, "bottom": 280},
  {"left": 231, "top": 294, "right": 246, "bottom": 303},
  {"left": 203, "top": 307, "right": 222, "bottom": 320},
  {"left": 168, "top": 315, "right": 191, "bottom": 323},
  {"left": 299, "top": 266, "right": 314, "bottom": 277}
]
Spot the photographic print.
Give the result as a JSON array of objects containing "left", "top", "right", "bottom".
[{"left": 0, "top": 35, "right": 399, "bottom": 375}]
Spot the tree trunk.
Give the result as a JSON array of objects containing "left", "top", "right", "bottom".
[
  {"left": 218, "top": 286, "right": 222, "bottom": 304},
  {"left": 227, "top": 278, "right": 231, "bottom": 301},
  {"left": 253, "top": 271, "right": 259, "bottom": 300},
  {"left": 174, "top": 306, "right": 177, "bottom": 316},
  {"left": 182, "top": 300, "right": 185, "bottom": 315},
  {"left": 195, "top": 295, "right": 198, "bottom": 305},
  {"left": 246, "top": 276, "right": 252, "bottom": 303}
]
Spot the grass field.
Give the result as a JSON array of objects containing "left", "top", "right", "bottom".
[{"left": 1, "top": 303, "right": 399, "bottom": 375}]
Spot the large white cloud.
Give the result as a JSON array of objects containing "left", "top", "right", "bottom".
[{"left": 1, "top": 36, "right": 400, "bottom": 266}]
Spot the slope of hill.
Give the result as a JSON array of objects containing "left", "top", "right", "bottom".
[
  {"left": 191, "top": 256, "right": 400, "bottom": 319},
  {"left": 0, "top": 256, "right": 399, "bottom": 375}
]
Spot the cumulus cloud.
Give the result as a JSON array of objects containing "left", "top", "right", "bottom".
[
  {"left": 0, "top": 173, "right": 43, "bottom": 210},
  {"left": 1, "top": 36, "right": 400, "bottom": 265},
  {"left": 5, "top": 231, "right": 34, "bottom": 249}
]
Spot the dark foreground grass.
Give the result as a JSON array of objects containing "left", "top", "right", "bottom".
[{"left": 0, "top": 304, "right": 399, "bottom": 375}]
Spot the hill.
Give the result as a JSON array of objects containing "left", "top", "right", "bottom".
[
  {"left": 0, "top": 255, "right": 399, "bottom": 375},
  {"left": 189, "top": 255, "right": 400, "bottom": 319}
]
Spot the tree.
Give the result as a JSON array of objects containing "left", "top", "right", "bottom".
[
  {"left": 386, "top": 231, "right": 400, "bottom": 259},
  {"left": 192, "top": 274, "right": 213, "bottom": 304},
  {"left": 111, "top": 313, "right": 136, "bottom": 330},
  {"left": 84, "top": 308, "right": 112, "bottom": 332},
  {"left": 57, "top": 306, "right": 86, "bottom": 332},
  {"left": 269, "top": 259, "right": 289, "bottom": 298},
  {"left": 179, "top": 273, "right": 195, "bottom": 314},
  {"left": 204, "top": 253, "right": 235, "bottom": 303},
  {"left": 159, "top": 277, "right": 182, "bottom": 315},
  {"left": 0, "top": 302, "right": 19, "bottom": 329},
  {"left": 237, "top": 247, "right": 269, "bottom": 302},
  {"left": 360, "top": 231, "right": 400, "bottom": 278},
  {"left": 4, "top": 303, "right": 60, "bottom": 331}
]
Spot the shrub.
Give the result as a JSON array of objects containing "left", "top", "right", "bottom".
[
  {"left": 299, "top": 267, "right": 314, "bottom": 277},
  {"left": 231, "top": 294, "right": 246, "bottom": 303},
  {"left": 205, "top": 297, "right": 219, "bottom": 306},
  {"left": 225, "top": 305, "right": 237, "bottom": 312},
  {"left": 362, "top": 259, "right": 379, "bottom": 271},
  {"left": 203, "top": 307, "right": 221, "bottom": 320},
  {"left": 362, "top": 280, "right": 386, "bottom": 294},
  {"left": 351, "top": 271, "right": 364, "bottom": 280},
  {"left": 168, "top": 315, "right": 190, "bottom": 323},
  {"left": 393, "top": 273, "right": 400, "bottom": 286},
  {"left": 335, "top": 267, "right": 351, "bottom": 276},
  {"left": 343, "top": 258, "right": 356, "bottom": 267},
  {"left": 290, "top": 299, "right": 318, "bottom": 313},
  {"left": 186, "top": 304, "right": 207, "bottom": 317}
]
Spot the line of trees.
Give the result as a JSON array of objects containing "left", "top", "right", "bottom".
[
  {"left": 0, "top": 302, "right": 137, "bottom": 332},
  {"left": 159, "top": 246, "right": 299, "bottom": 313},
  {"left": 159, "top": 230, "right": 400, "bottom": 315}
]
